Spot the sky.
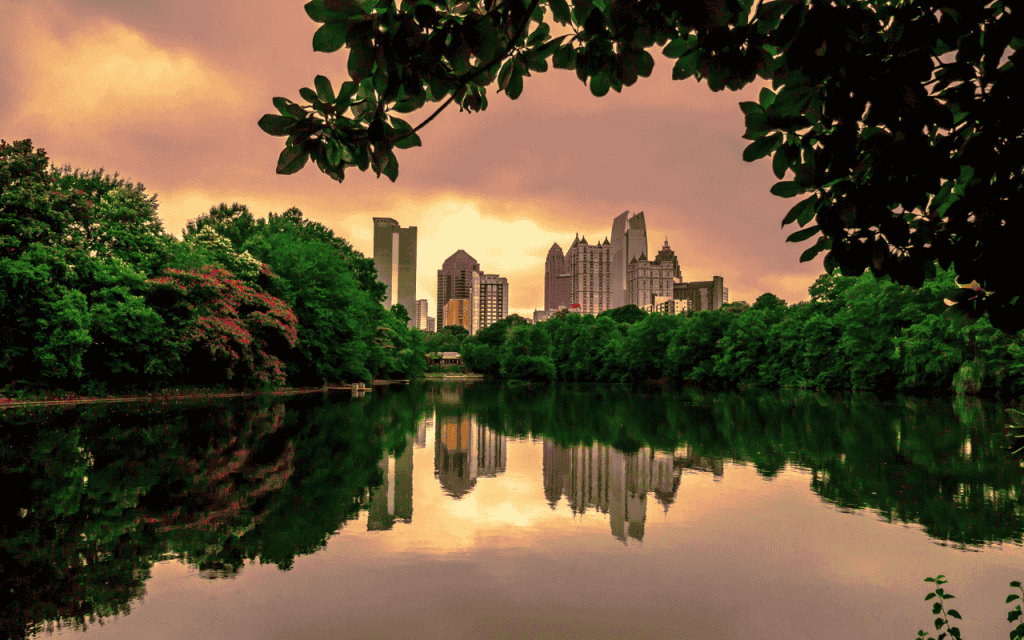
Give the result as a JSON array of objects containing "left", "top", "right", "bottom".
[{"left": 0, "top": 0, "right": 825, "bottom": 319}]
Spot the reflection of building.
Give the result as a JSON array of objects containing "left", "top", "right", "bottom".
[
  {"left": 367, "top": 434, "right": 415, "bottom": 531},
  {"left": 542, "top": 440, "right": 724, "bottom": 543},
  {"left": 434, "top": 414, "right": 506, "bottom": 499},
  {"left": 373, "top": 217, "right": 417, "bottom": 327},
  {"left": 417, "top": 410, "right": 433, "bottom": 448}
]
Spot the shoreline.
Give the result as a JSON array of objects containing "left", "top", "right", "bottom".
[{"left": 0, "top": 384, "right": 375, "bottom": 410}]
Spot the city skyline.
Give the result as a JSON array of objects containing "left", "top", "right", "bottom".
[{"left": 0, "top": 0, "right": 824, "bottom": 321}]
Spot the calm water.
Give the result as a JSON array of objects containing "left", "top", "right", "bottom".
[{"left": 4, "top": 382, "right": 1023, "bottom": 639}]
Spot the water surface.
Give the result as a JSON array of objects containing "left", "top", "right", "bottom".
[{"left": 4, "top": 383, "right": 1022, "bottom": 639}]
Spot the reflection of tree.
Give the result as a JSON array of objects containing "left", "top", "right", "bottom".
[
  {"left": 0, "top": 385, "right": 425, "bottom": 639},
  {"left": 441, "top": 382, "right": 1024, "bottom": 548}
]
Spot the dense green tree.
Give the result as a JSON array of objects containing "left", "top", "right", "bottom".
[
  {"left": 499, "top": 324, "right": 556, "bottom": 382},
  {"left": 598, "top": 304, "right": 648, "bottom": 325},
  {"left": 424, "top": 324, "right": 469, "bottom": 353},
  {"left": 665, "top": 310, "right": 735, "bottom": 386},
  {"left": 263, "top": 0, "right": 1023, "bottom": 331},
  {"left": 621, "top": 312, "right": 679, "bottom": 381}
]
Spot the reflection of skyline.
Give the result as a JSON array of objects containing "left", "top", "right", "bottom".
[
  {"left": 367, "top": 434, "right": 414, "bottom": 531},
  {"left": 434, "top": 414, "right": 507, "bottom": 499},
  {"left": 543, "top": 441, "right": 725, "bottom": 544}
]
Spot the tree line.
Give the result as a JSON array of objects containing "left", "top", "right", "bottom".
[
  {"left": 0, "top": 139, "right": 423, "bottom": 397},
  {"left": 455, "top": 270, "right": 1024, "bottom": 397}
]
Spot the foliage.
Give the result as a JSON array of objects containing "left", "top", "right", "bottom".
[
  {"left": 424, "top": 324, "right": 469, "bottom": 353},
  {"left": 264, "top": 0, "right": 1023, "bottom": 332},
  {"left": 598, "top": 304, "right": 648, "bottom": 324},
  {"left": 1, "top": 140, "right": 418, "bottom": 396},
  {"left": 915, "top": 576, "right": 1024, "bottom": 640}
]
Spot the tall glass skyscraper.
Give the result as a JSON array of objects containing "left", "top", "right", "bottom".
[
  {"left": 373, "top": 217, "right": 417, "bottom": 327},
  {"left": 609, "top": 210, "right": 648, "bottom": 309}
]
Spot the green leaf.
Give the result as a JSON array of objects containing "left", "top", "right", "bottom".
[
  {"left": 925, "top": 593, "right": 937, "bottom": 601},
  {"left": 934, "top": 618, "right": 943, "bottom": 630},
  {"left": 1011, "top": 581, "right": 1021, "bottom": 588},
  {"left": 300, "top": 87, "right": 318, "bottom": 103},
  {"left": 925, "top": 578, "right": 937, "bottom": 583},
  {"left": 759, "top": 87, "right": 776, "bottom": 109},
  {"left": 498, "top": 59, "right": 514, "bottom": 91},
  {"left": 527, "top": 22, "right": 550, "bottom": 48},
  {"left": 786, "top": 225, "right": 819, "bottom": 243},
  {"left": 946, "top": 610, "right": 961, "bottom": 620},
  {"left": 772, "top": 144, "right": 789, "bottom": 178},
  {"left": 276, "top": 146, "right": 309, "bottom": 175},
  {"left": 781, "top": 195, "right": 815, "bottom": 227},
  {"left": 739, "top": 101, "right": 763, "bottom": 116},
  {"left": 933, "top": 602, "right": 943, "bottom": 615},
  {"left": 348, "top": 42, "right": 374, "bottom": 84},
  {"left": 770, "top": 180, "right": 804, "bottom": 198},
  {"left": 742, "top": 133, "right": 781, "bottom": 162},
  {"left": 590, "top": 71, "right": 610, "bottom": 97},
  {"left": 507, "top": 64, "right": 524, "bottom": 99},
  {"left": 672, "top": 51, "right": 700, "bottom": 80},
  {"left": 394, "top": 131, "right": 422, "bottom": 149},
  {"left": 663, "top": 36, "right": 694, "bottom": 58},
  {"left": 381, "top": 150, "right": 398, "bottom": 182},
  {"left": 258, "top": 114, "right": 295, "bottom": 136},
  {"left": 313, "top": 22, "right": 350, "bottom": 53},
  {"left": 799, "top": 236, "right": 828, "bottom": 262},
  {"left": 315, "top": 75, "right": 335, "bottom": 103},
  {"left": 553, "top": 45, "right": 576, "bottom": 69},
  {"left": 549, "top": 0, "right": 571, "bottom": 23},
  {"left": 1010, "top": 609, "right": 1022, "bottom": 623}
]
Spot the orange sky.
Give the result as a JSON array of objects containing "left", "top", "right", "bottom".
[{"left": 0, "top": 0, "right": 825, "bottom": 318}]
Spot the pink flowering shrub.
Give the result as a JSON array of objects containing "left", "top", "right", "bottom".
[{"left": 148, "top": 266, "right": 298, "bottom": 388}]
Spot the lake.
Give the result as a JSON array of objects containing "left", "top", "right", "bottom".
[{"left": 4, "top": 382, "right": 1023, "bottom": 639}]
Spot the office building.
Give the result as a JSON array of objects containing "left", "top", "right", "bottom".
[
  {"left": 626, "top": 253, "right": 675, "bottom": 307},
  {"left": 437, "top": 250, "right": 508, "bottom": 335},
  {"left": 414, "top": 299, "right": 429, "bottom": 331},
  {"left": 443, "top": 298, "right": 473, "bottom": 333},
  {"left": 674, "top": 275, "right": 726, "bottom": 312},
  {"left": 610, "top": 211, "right": 648, "bottom": 309},
  {"left": 643, "top": 296, "right": 689, "bottom": 316},
  {"left": 564, "top": 234, "right": 613, "bottom": 315},
  {"left": 545, "top": 243, "right": 573, "bottom": 310},
  {"left": 426, "top": 317, "right": 435, "bottom": 333},
  {"left": 373, "top": 218, "right": 417, "bottom": 327}
]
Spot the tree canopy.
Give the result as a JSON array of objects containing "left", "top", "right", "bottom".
[{"left": 260, "top": 0, "right": 1024, "bottom": 332}]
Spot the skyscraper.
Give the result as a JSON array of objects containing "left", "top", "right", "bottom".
[
  {"left": 373, "top": 217, "right": 417, "bottom": 327},
  {"left": 609, "top": 211, "right": 648, "bottom": 308},
  {"left": 414, "top": 299, "right": 429, "bottom": 331},
  {"left": 544, "top": 243, "right": 572, "bottom": 310},
  {"left": 565, "top": 234, "right": 612, "bottom": 315},
  {"left": 437, "top": 250, "right": 481, "bottom": 334},
  {"left": 437, "top": 250, "right": 508, "bottom": 334}
]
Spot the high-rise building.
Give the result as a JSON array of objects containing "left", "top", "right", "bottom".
[
  {"left": 544, "top": 243, "right": 573, "bottom": 310},
  {"left": 626, "top": 253, "right": 676, "bottom": 307},
  {"left": 478, "top": 273, "right": 508, "bottom": 332},
  {"left": 373, "top": 218, "right": 417, "bottom": 327},
  {"left": 426, "top": 317, "right": 435, "bottom": 333},
  {"left": 674, "top": 275, "right": 726, "bottom": 312},
  {"left": 654, "top": 238, "right": 682, "bottom": 281},
  {"left": 437, "top": 250, "right": 481, "bottom": 333},
  {"left": 609, "top": 211, "right": 648, "bottom": 309},
  {"left": 443, "top": 298, "right": 473, "bottom": 333},
  {"left": 437, "top": 250, "right": 507, "bottom": 335},
  {"left": 414, "top": 299, "right": 429, "bottom": 331},
  {"left": 564, "top": 234, "right": 613, "bottom": 315}
]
